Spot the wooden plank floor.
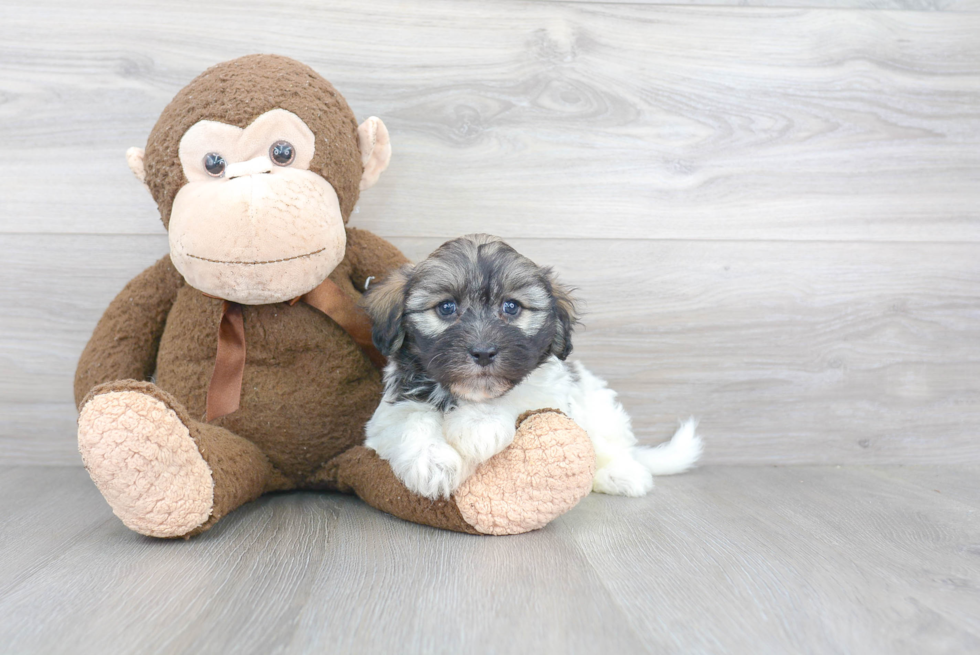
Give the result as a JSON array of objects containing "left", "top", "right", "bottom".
[
  {"left": 5, "top": 234, "right": 978, "bottom": 466},
  {"left": 1, "top": 465, "right": 977, "bottom": 654},
  {"left": 2, "top": 2, "right": 978, "bottom": 652},
  {"left": 4, "top": 1, "right": 980, "bottom": 242},
  {"left": 3, "top": 0, "right": 979, "bottom": 466}
]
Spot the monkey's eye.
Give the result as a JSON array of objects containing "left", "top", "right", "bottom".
[
  {"left": 436, "top": 300, "right": 457, "bottom": 317},
  {"left": 502, "top": 300, "right": 520, "bottom": 316},
  {"left": 203, "top": 153, "right": 226, "bottom": 177},
  {"left": 270, "top": 140, "right": 295, "bottom": 166}
]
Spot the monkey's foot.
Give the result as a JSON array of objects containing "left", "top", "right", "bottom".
[
  {"left": 452, "top": 410, "right": 596, "bottom": 535},
  {"left": 78, "top": 384, "right": 214, "bottom": 538}
]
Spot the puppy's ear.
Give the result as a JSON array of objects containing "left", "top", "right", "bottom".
[
  {"left": 546, "top": 269, "right": 578, "bottom": 361},
  {"left": 361, "top": 265, "right": 412, "bottom": 356}
]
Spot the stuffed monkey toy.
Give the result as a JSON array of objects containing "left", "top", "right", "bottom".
[{"left": 75, "top": 55, "right": 595, "bottom": 538}]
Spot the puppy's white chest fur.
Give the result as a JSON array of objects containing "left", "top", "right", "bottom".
[
  {"left": 364, "top": 358, "right": 573, "bottom": 498},
  {"left": 442, "top": 357, "right": 572, "bottom": 464},
  {"left": 365, "top": 356, "right": 702, "bottom": 501}
]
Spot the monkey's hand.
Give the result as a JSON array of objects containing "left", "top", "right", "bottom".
[
  {"left": 74, "top": 255, "right": 184, "bottom": 408},
  {"left": 346, "top": 227, "right": 411, "bottom": 292}
]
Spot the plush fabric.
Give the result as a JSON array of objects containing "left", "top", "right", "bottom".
[
  {"left": 78, "top": 387, "right": 214, "bottom": 538},
  {"left": 77, "top": 229, "right": 405, "bottom": 486},
  {"left": 75, "top": 255, "right": 185, "bottom": 400},
  {"left": 454, "top": 410, "right": 596, "bottom": 535},
  {"left": 143, "top": 54, "right": 363, "bottom": 229},
  {"left": 320, "top": 446, "right": 482, "bottom": 535},
  {"left": 74, "top": 55, "right": 595, "bottom": 538}
]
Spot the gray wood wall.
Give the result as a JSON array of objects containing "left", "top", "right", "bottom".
[{"left": 2, "top": 0, "right": 978, "bottom": 465}]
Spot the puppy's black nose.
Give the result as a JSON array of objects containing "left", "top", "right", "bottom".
[{"left": 468, "top": 345, "right": 498, "bottom": 367}]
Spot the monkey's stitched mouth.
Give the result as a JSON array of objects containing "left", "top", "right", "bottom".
[{"left": 184, "top": 247, "right": 326, "bottom": 266}]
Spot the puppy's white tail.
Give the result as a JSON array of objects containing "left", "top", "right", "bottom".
[{"left": 632, "top": 418, "right": 703, "bottom": 476}]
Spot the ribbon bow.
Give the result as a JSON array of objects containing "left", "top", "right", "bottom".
[{"left": 205, "top": 277, "right": 385, "bottom": 422}]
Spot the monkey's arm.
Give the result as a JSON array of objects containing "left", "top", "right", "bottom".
[
  {"left": 74, "top": 255, "right": 185, "bottom": 408},
  {"left": 345, "top": 227, "right": 410, "bottom": 291}
]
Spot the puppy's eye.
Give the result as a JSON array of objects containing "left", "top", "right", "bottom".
[
  {"left": 502, "top": 300, "right": 520, "bottom": 316},
  {"left": 436, "top": 300, "right": 457, "bottom": 317}
]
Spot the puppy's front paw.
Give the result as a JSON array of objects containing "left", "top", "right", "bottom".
[
  {"left": 593, "top": 455, "right": 654, "bottom": 497},
  {"left": 391, "top": 442, "right": 465, "bottom": 500},
  {"left": 443, "top": 407, "right": 516, "bottom": 465}
]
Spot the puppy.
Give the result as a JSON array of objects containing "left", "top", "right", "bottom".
[{"left": 361, "top": 234, "right": 702, "bottom": 500}]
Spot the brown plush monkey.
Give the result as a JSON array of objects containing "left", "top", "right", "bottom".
[{"left": 75, "top": 55, "right": 594, "bottom": 538}]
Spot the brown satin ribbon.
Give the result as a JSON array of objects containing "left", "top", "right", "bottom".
[
  {"left": 298, "top": 278, "right": 388, "bottom": 371},
  {"left": 205, "top": 278, "right": 385, "bottom": 422},
  {"left": 206, "top": 301, "right": 246, "bottom": 422}
]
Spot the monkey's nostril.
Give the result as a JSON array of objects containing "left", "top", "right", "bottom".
[{"left": 468, "top": 345, "right": 498, "bottom": 367}]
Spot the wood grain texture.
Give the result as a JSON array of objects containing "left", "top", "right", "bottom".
[
  {"left": 1, "top": 465, "right": 978, "bottom": 654},
  {"left": 0, "top": 467, "right": 110, "bottom": 599},
  {"left": 0, "top": 403, "right": 81, "bottom": 467},
  {"left": 1, "top": 0, "right": 979, "bottom": 241},
  {"left": 2, "top": 235, "right": 978, "bottom": 466},
  {"left": 867, "top": 465, "right": 980, "bottom": 508},
  {"left": 2, "top": 2, "right": 977, "bottom": 651},
  {"left": 556, "top": 0, "right": 980, "bottom": 10},
  {"left": 2, "top": 0, "right": 978, "bottom": 467},
  {"left": 566, "top": 465, "right": 980, "bottom": 654}
]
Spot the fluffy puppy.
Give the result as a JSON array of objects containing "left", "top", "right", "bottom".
[{"left": 361, "top": 234, "right": 702, "bottom": 500}]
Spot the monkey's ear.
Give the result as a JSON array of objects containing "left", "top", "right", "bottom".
[
  {"left": 361, "top": 264, "right": 412, "bottom": 356},
  {"left": 546, "top": 270, "right": 578, "bottom": 361},
  {"left": 357, "top": 117, "right": 391, "bottom": 191},
  {"left": 126, "top": 147, "right": 150, "bottom": 191}
]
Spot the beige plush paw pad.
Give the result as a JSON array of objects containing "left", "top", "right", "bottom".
[
  {"left": 453, "top": 411, "right": 596, "bottom": 535},
  {"left": 78, "top": 391, "right": 214, "bottom": 538}
]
